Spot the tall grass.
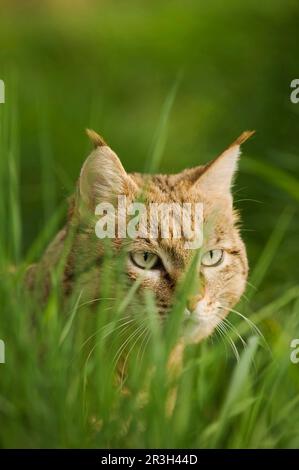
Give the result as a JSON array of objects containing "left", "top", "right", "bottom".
[{"left": 0, "top": 79, "right": 299, "bottom": 449}]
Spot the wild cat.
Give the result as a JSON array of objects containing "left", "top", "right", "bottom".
[{"left": 26, "top": 129, "right": 253, "bottom": 347}]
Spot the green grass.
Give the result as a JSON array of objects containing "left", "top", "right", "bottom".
[
  {"left": 0, "top": 1, "right": 299, "bottom": 449},
  {"left": 1, "top": 81, "right": 299, "bottom": 450}
]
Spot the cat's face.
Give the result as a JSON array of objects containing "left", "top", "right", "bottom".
[{"left": 77, "top": 130, "right": 252, "bottom": 343}]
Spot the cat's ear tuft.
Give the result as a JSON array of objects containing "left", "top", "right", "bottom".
[
  {"left": 86, "top": 128, "right": 107, "bottom": 148},
  {"left": 230, "top": 130, "right": 255, "bottom": 147},
  {"left": 79, "top": 141, "right": 138, "bottom": 210},
  {"left": 194, "top": 130, "right": 255, "bottom": 196}
]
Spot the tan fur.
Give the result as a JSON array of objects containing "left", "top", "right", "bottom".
[{"left": 27, "top": 130, "right": 252, "bottom": 346}]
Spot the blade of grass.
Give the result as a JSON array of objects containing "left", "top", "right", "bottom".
[
  {"left": 211, "top": 335, "right": 259, "bottom": 447},
  {"left": 145, "top": 73, "right": 182, "bottom": 173},
  {"left": 7, "top": 75, "right": 21, "bottom": 264},
  {"left": 247, "top": 206, "right": 294, "bottom": 301},
  {"left": 242, "top": 156, "right": 299, "bottom": 202}
]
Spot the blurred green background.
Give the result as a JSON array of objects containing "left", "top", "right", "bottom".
[
  {"left": 1, "top": 0, "right": 299, "bottom": 450},
  {"left": 1, "top": 0, "right": 299, "bottom": 306}
]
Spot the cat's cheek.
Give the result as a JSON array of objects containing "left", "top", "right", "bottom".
[
  {"left": 126, "top": 257, "right": 163, "bottom": 282},
  {"left": 126, "top": 266, "right": 161, "bottom": 283},
  {"left": 141, "top": 270, "right": 161, "bottom": 282},
  {"left": 201, "top": 265, "right": 223, "bottom": 284}
]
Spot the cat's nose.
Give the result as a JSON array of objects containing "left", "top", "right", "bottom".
[
  {"left": 187, "top": 278, "right": 205, "bottom": 312},
  {"left": 187, "top": 294, "right": 204, "bottom": 313},
  {"left": 187, "top": 273, "right": 206, "bottom": 313}
]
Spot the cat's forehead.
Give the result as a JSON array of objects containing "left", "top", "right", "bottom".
[
  {"left": 130, "top": 172, "right": 236, "bottom": 217},
  {"left": 128, "top": 171, "right": 238, "bottom": 258},
  {"left": 130, "top": 172, "right": 201, "bottom": 202}
]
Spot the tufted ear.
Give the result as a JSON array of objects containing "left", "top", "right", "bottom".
[
  {"left": 79, "top": 129, "right": 138, "bottom": 210},
  {"left": 193, "top": 130, "right": 255, "bottom": 196}
]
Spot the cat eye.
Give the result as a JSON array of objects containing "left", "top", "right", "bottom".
[
  {"left": 130, "top": 251, "right": 160, "bottom": 270},
  {"left": 201, "top": 249, "right": 224, "bottom": 267}
]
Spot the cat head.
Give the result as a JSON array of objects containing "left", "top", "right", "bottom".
[{"left": 76, "top": 129, "right": 254, "bottom": 343}]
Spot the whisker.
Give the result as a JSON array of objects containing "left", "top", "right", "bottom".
[
  {"left": 246, "top": 280, "right": 258, "bottom": 291},
  {"left": 140, "top": 330, "right": 152, "bottom": 364},
  {"left": 221, "top": 314, "right": 260, "bottom": 372},
  {"left": 215, "top": 325, "right": 229, "bottom": 358},
  {"left": 137, "top": 328, "right": 151, "bottom": 363},
  {"left": 83, "top": 320, "right": 143, "bottom": 379},
  {"left": 226, "top": 306, "right": 267, "bottom": 345},
  {"left": 120, "top": 326, "right": 148, "bottom": 387},
  {"left": 234, "top": 198, "right": 263, "bottom": 204},
  {"left": 80, "top": 314, "right": 134, "bottom": 349},
  {"left": 219, "top": 315, "right": 247, "bottom": 348},
  {"left": 78, "top": 297, "right": 116, "bottom": 309},
  {"left": 113, "top": 322, "right": 146, "bottom": 371},
  {"left": 102, "top": 318, "right": 136, "bottom": 340},
  {"left": 217, "top": 321, "right": 240, "bottom": 361},
  {"left": 240, "top": 292, "right": 250, "bottom": 304}
]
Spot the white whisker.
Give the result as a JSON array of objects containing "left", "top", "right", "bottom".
[
  {"left": 120, "top": 326, "right": 148, "bottom": 387},
  {"left": 80, "top": 314, "right": 133, "bottom": 349},
  {"left": 78, "top": 297, "right": 116, "bottom": 309},
  {"left": 217, "top": 321, "right": 240, "bottom": 361},
  {"left": 219, "top": 315, "right": 247, "bottom": 348},
  {"left": 227, "top": 307, "right": 266, "bottom": 344},
  {"left": 113, "top": 322, "right": 146, "bottom": 371}
]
